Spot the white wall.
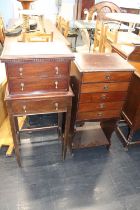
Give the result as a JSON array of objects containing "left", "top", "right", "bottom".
[
  {"left": 0, "top": 0, "right": 59, "bottom": 26},
  {"left": 59, "top": 0, "right": 76, "bottom": 20}
]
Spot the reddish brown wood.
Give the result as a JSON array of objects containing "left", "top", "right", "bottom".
[
  {"left": 81, "top": 82, "right": 130, "bottom": 93},
  {"left": 77, "top": 110, "right": 121, "bottom": 121},
  {"left": 81, "top": 0, "right": 95, "bottom": 19},
  {"left": 111, "top": 43, "right": 140, "bottom": 149},
  {"left": 6, "top": 62, "right": 70, "bottom": 78},
  {"left": 18, "top": 0, "right": 36, "bottom": 9},
  {"left": 8, "top": 77, "right": 69, "bottom": 94},
  {"left": 78, "top": 101, "right": 124, "bottom": 112},
  {"left": 1, "top": 42, "right": 74, "bottom": 166},
  {"left": 79, "top": 91, "right": 127, "bottom": 103},
  {"left": 82, "top": 71, "right": 132, "bottom": 83},
  {"left": 70, "top": 53, "right": 134, "bottom": 150}
]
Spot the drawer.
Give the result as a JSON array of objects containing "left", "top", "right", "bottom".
[
  {"left": 6, "top": 62, "right": 69, "bottom": 78},
  {"left": 79, "top": 91, "right": 127, "bottom": 103},
  {"left": 77, "top": 110, "right": 120, "bottom": 121},
  {"left": 82, "top": 72, "right": 132, "bottom": 83},
  {"left": 78, "top": 101, "right": 124, "bottom": 112},
  {"left": 8, "top": 77, "right": 69, "bottom": 94},
  {"left": 9, "top": 98, "right": 70, "bottom": 115},
  {"left": 81, "top": 82, "right": 129, "bottom": 93}
]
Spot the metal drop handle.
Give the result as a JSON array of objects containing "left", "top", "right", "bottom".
[
  {"left": 98, "top": 112, "right": 102, "bottom": 117},
  {"left": 55, "top": 81, "right": 58, "bottom": 89},
  {"left": 100, "top": 103, "right": 105, "bottom": 109},
  {"left": 55, "top": 66, "right": 59, "bottom": 75},
  {"left": 23, "top": 105, "right": 26, "bottom": 113},
  {"left": 20, "top": 83, "right": 24, "bottom": 91},
  {"left": 101, "top": 94, "right": 106, "bottom": 100},
  {"left": 103, "top": 85, "right": 109, "bottom": 91},
  {"left": 105, "top": 74, "right": 110, "bottom": 80},
  {"left": 19, "top": 67, "right": 23, "bottom": 76},
  {"left": 55, "top": 102, "right": 59, "bottom": 111}
]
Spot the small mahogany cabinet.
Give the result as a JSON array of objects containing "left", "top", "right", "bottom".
[
  {"left": 112, "top": 44, "right": 140, "bottom": 149},
  {"left": 70, "top": 53, "right": 134, "bottom": 151},
  {"left": 1, "top": 42, "right": 74, "bottom": 166}
]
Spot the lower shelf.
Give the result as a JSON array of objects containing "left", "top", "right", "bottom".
[{"left": 72, "top": 123, "right": 109, "bottom": 149}]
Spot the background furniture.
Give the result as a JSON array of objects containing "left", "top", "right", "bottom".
[
  {"left": 111, "top": 43, "right": 140, "bottom": 149},
  {"left": 0, "top": 63, "right": 7, "bottom": 128},
  {"left": 88, "top": 1, "right": 122, "bottom": 20},
  {"left": 17, "top": 0, "right": 36, "bottom": 9},
  {"left": 57, "top": 16, "right": 78, "bottom": 50},
  {"left": 76, "top": 0, "right": 95, "bottom": 19},
  {"left": 70, "top": 53, "right": 134, "bottom": 151},
  {"left": 1, "top": 41, "right": 74, "bottom": 166},
  {"left": 0, "top": 17, "right": 5, "bottom": 46}
]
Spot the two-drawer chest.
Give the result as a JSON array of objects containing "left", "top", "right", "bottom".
[
  {"left": 70, "top": 53, "right": 134, "bottom": 150},
  {"left": 1, "top": 41, "right": 74, "bottom": 166}
]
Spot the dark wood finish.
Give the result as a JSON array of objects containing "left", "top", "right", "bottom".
[
  {"left": 70, "top": 53, "right": 134, "bottom": 150},
  {"left": 76, "top": 0, "right": 94, "bottom": 19},
  {"left": 111, "top": 43, "right": 140, "bottom": 149},
  {"left": 72, "top": 127, "right": 109, "bottom": 149},
  {"left": 79, "top": 91, "right": 127, "bottom": 103},
  {"left": 1, "top": 41, "right": 74, "bottom": 166}
]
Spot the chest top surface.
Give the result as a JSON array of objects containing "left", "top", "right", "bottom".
[
  {"left": 1, "top": 42, "right": 74, "bottom": 62},
  {"left": 74, "top": 53, "right": 135, "bottom": 72}
]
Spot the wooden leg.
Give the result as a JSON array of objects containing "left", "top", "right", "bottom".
[
  {"left": 100, "top": 119, "right": 117, "bottom": 149},
  {"left": 9, "top": 115, "right": 21, "bottom": 167},
  {"left": 62, "top": 107, "right": 71, "bottom": 160},
  {"left": 58, "top": 112, "right": 63, "bottom": 139}
]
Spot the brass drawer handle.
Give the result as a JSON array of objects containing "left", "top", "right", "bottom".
[
  {"left": 101, "top": 94, "right": 106, "bottom": 100},
  {"left": 55, "top": 66, "right": 59, "bottom": 75},
  {"left": 55, "top": 102, "right": 59, "bottom": 111},
  {"left": 22, "top": 105, "right": 26, "bottom": 113},
  {"left": 97, "top": 112, "right": 102, "bottom": 117},
  {"left": 19, "top": 72, "right": 23, "bottom": 76},
  {"left": 103, "top": 85, "right": 109, "bottom": 91},
  {"left": 100, "top": 103, "right": 105, "bottom": 109},
  {"left": 19, "top": 67, "right": 23, "bottom": 72},
  {"left": 19, "top": 67, "right": 23, "bottom": 76},
  {"left": 20, "top": 83, "right": 24, "bottom": 91},
  {"left": 55, "top": 81, "right": 58, "bottom": 89},
  {"left": 105, "top": 74, "right": 110, "bottom": 80}
]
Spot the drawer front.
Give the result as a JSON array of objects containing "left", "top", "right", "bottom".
[
  {"left": 79, "top": 91, "right": 127, "bottom": 103},
  {"left": 78, "top": 101, "right": 124, "bottom": 112},
  {"left": 81, "top": 82, "right": 129, "bottom": 93},
  {"left": 8, "top": 77, "right": 68, "bottom": 94},
  {"left": 77, "top": 110, "right": 120, "bottom": 121},
  {"left": 6, "top": 62, "right": 69, "bottom": 78},
  {"left": 10, "top": 98, "right": 70, "bottom": 115},
  {"left": 82, "top": 72, "right": 132, "bottom": 83}
]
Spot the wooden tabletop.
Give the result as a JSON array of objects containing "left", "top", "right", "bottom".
[
  {"left": 1, "top": 41, "right": 74, "bottom": 60},
  {"left": 74, "top": 53, "right": 135, "bottom": 72},
  {"left": 5, "top": 19, "right": 70, "bottom": 47}
]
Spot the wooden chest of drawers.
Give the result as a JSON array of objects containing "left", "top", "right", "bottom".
[
  {"left": 6, "top": 59, "right": 71, "bottom": 95},
  {"left": 1, "top": 42, "right": 74, "bottom": 166},
  {"left": 70, "top": 53, "right": 134, "bottom": 150}
]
